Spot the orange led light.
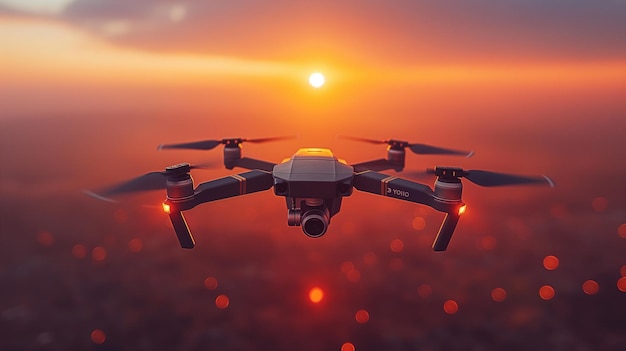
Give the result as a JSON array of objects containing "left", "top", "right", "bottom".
[
  {"left": 162, "top": 202, "right": 171, "bottom": 214},
  {"left": 309, "top": 287, "right": 324, "bottom": 303},
  {"left": 458, "top": 205, "right": 467, "bottom": 215}
]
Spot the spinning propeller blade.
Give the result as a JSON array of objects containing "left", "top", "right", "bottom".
[
  {"left": 340, "top": 135, "right": 473, "bottom": 157},
  {"left": 158, "top": 136, "right": 295, "bottom": 151}
]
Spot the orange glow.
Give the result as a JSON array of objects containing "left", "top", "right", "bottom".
[
  {"left": 162, "top": 202, "right": 171, "bottom": 214},
  {"left": 458, "top": 204, "right": 467, "bottom": 215},
  {"left": 128, "top": 238, "right": 143, "bottom": 253},
  {"left": 90, "top": 329, "right": 106, "bottom": 344},
  {"left": 309, "top": 287, "right": 324, "bottom": 303},
  {"left": 72, "top": 244, "right": 87, "bottom": 259},
  {"left": 341, "top": 342, "right": 355, "bottom": 351},
  {"left": 417, "top": 284, "right": 432, "bottom": 298},
  {"left": 204, "top": 277, "right": 218, "bottom": 290},
  {"left": 390, "top": 239, "right": 404, "bottom": 253},
  {"left": 443, "top": 300, "right": 459, "bottom": 314},
  {"left": 215, "top": 295, "right": 230, "bottom": 309},
  {"left": 618, "top": 277, "right": 626, "bottom": 292},
  {"left": 411, "top": 216, "right": 426, "bottom": 230},
  {"left": 308, "top": 72, "right": 325, "bottom": 88},
  {"left": 491, "top": 288, "right": 507, "bottom": 302},
  {"left": 618, "top": 224, "right": 626, "bottom": 239},
  {"left": 582, "top": 280, "right": 599, "bottom": 295},
  {"left": 539, "top": 285, "right": 555, "bottom": 300},
  {"left": 37, "top": 231, "right": 54, "bottom": 246},
  {"left": 543, "top": 255, "right": 560, "bottom": 270},
  {"left": 355, "top": 309, "right": 370, "bottom": 324},
  {"left": 92, "top": 247, "right": 107, "bottom": 262}
]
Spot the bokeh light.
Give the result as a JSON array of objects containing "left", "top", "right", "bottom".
[
  {"left": 71, "top": 244, "right": 87, "bottom": 259},
  {"left": 128, "top": 238, "right": 143, "bottom": 252},
  {"left": 618, "top": 277, "right": 626, "bottom": 292},
  {"left": 309, "top": 287, "right": 324, "bottom": 303},
  {"left": 443, "top": 300, "right": 459, "bottom": 314},
  {"left": 491, "top": 287, "right": 507, "bottom": 302},
  {"left": 539, "top": 285, "right": 555, "bottom": 300},
  {"left": 341, "top": 342, "right": 355, "bottom": 351},
  {"left": 36, "top": 231, "right": 54, "bottom": 246},
  {"left": 543, "top": 255, "right": 559, "bottom": 270},
  {"left": 308, "top": 72, "right": 325, "bottom": 88},
  {"left": 591, "top": 196, "right": 608, "bottom": 212},
  {"left": 215, "top": 295, "right": 230, "bottom": 309},
  {"left": 346, "top": 269, "right": 361, "bottom": 283},
  {"left": 90, "top": 329, "right": 106, "bottom": 344},
  {"left": 582, "top": 280, "right": 599, "bottom": 295},
  {"left": 341, "top": 261, "right": 355, "bottom": 274},
  {"left": 390, "top": 239, "right": 404, "bottom": 253},
  {"left": 412, "top": 216, "right": 426, "bottom": 230},
  {"left": 618, "top": 223, "right": 626, "bottom": 239},
  {"left": 355, "top": 309, "right": 370, "bottom": 324},
  {"left": 417, "top": 284, "right": 432, "bottom": 298},
  {"left": 620, "top": 265, "right": 626, "bottom": 277},
  {"left": 204, "top": 277, "right": 218, "bottom": 290},
  {"left": 91, "top": 247, "right": 107, "bottom": 262}
]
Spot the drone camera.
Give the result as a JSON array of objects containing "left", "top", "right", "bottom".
[{"left": 301, "top": 208, "right": 330, "bottom": 238}]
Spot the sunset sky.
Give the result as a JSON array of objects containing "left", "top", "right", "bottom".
[{"left": 0, "top": 2, "right": 625, "bottom": 349}]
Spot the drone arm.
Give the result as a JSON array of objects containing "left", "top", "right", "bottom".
[
  {"left": 352, "top": 171, "right": 437, "bottom": 208},
  {"left": 232, "top": 157, "right": 276, "bottom": 172},
  {"left": 191, "top": 170, "right": 274, "bottom": 206}
]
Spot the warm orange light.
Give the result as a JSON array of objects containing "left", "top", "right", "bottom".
[
  {"left": 491, "top": 287, "right": 507, "bottom": 302},
  {"left": 90, "top": 329, "right": 106, "bottom": 344},
  {"left": 582, "top": 280, "right": 599, "bottom": 295},
  {"left": 539, "top": 285, "right": 555, "bottom": 300},
  {"left": 309, "top": 72, "right": 325, "bottom": 88},
  {"left": 309, "top": 287, "right": 324, "bottom": 303},
  {"left": 543, "top": 255, "right": 560, "bottom": 270},
  {"left": 412, "top": 216, "right": 426, "bottom": 230},
  {"left": 341, "top": 342, "right": 355, "bottom": 351},
  {"left": 355, "top": 309, "right": 370, "bottom": 324},
  {"left": 458, "top": 205, "right": 467, "bottom": 215},
  {"left": 162, "top": 202, "right": 171, "bottom": 214},
  {"left": 215, "top": 295, "right": 230, "bottom": 309},
  {"left": 443, "top": 300, "right": 459, "bottom": 314},
  {"left": 617, "top": 277, "right": 626, "bottom": 292}
]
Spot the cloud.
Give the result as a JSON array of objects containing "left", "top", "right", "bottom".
[{"left": 4, "top": 0, "right": 626, "bottom": 63}]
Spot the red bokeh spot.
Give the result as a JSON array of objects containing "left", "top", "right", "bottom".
[
  {"left": 417, "top": 284, "right": 432, "bottom": 298},
  {"left": 72, "top": 244, "right": 87, "bottom": 259},
  {"left": 582, "top": 280, "right": 599, "bottom": 295},
  {"left": 591, "top": 196, "right": 608, "bottom": 212},
  {"left": 355, "top": 309, "right": 370, "bottom": 324},
  {"left": 412, "top": 216, "right": 426, "bottom": 230},
  {"left": 341, "top": 342, "right": 355, "bottom": 351},
  {"left": 491, "top": 287, "right": 507, "bottom": 302},
  {"left": 539, "top": 285, "right": 555, "bottom": 300},
  {"left": 92, "top": 247, "right": 107, "bottom": 262},
  {"left": 37, "top": 231, "right": 54, "bottom": 246},
  {"left": 543, "top": 255, "right": 559, "bottom": 270},
  {"left": 390, "top": 239, "right": 404, "bottom": 253},
  {"left": 309, "top": 287, "right": 324, "bottom": 303},
  {"left": 618, "top": 277, "right": 626, "bottom": 292},
  {"left": 204, "top": 277, "right": 218, "bottom": 290},
  {"left": 347, "top": 269, "right": 361, "bottom": 283},
  {"left": 128, "top": 238, "right": 143, "bottom": 253},
  {"left": 341, "top": 261, "right": 355, "bottom": 274},
  {"left": 620, "top": 265, "right": 626, "bottom": 277},
  {"left": 443, "top": 300, "right": 458, "bottom": 314},
  {"left": 90, "top": 329, "right": 106, "bottom": 344},
  {"left": 618, "top": 224, "right": 626, "bottom": 239},
  {"left": 215, "top": 295, "right": 230, "bottom": 309}
]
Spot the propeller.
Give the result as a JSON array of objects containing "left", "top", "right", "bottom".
[
  {"left": 339, "top": 135, "right": 473, "bottom": 157},
  {"left": 84, "top": 162, "right": 213, "bottom": 201},
  {"left": 158, "top": 136, "right": 296, "bottom": 151},
  {"left": 423, "top": 166, "right": 555, "bottom": 187}
]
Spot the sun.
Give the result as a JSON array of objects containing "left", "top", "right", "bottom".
[{"left": 308, "top": 72, "right": 325, "bottom": 88}]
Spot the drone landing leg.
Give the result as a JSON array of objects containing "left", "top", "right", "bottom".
[{"left": 169, "top": 211, "right": 195, "bottom": 249}]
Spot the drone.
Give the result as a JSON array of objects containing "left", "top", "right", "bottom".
[{"left": 87, "top": 136, "right": 554, "bottom": 251}]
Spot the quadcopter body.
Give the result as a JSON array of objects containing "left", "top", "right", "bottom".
[{"left": 89, "top": 137, "right": 553, "bottom": 251}]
